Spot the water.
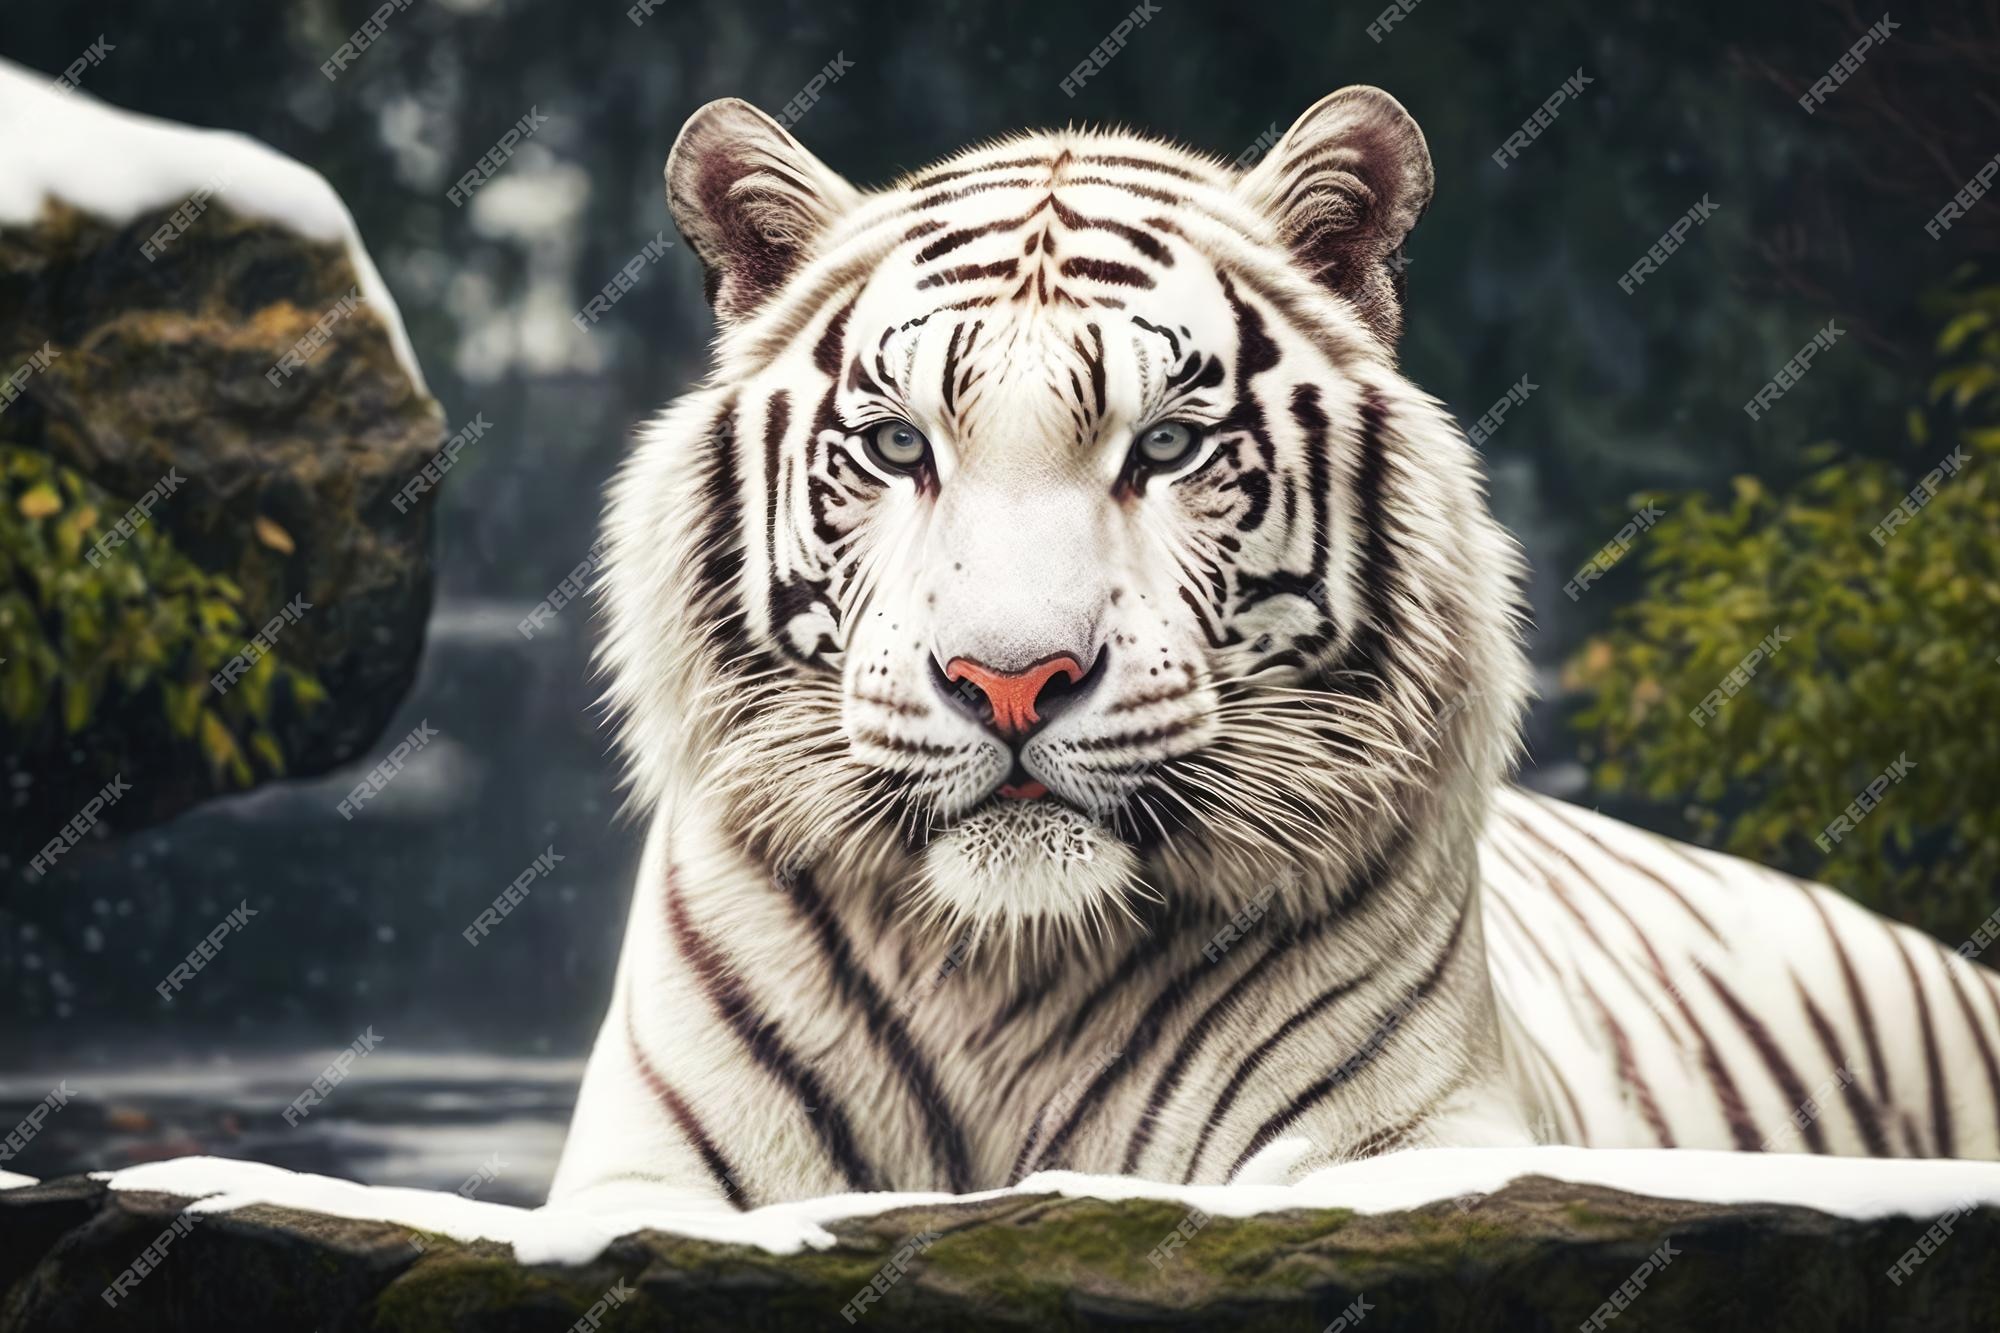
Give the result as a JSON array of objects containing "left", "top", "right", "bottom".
[{"left": 0, "top": 1051, "right": 580, "bottom": 1207}]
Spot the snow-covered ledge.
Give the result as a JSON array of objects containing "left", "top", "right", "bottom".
[{"left": 2, "top": 1150, "right": 1995, "bottom": 1330}]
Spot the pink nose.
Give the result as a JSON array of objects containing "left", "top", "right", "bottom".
[{"left": 942, "top": 654, "right": 1086, "bottom": 740}]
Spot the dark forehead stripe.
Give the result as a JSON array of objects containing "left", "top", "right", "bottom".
[
  {"left": 1049, "top": 198, "right": 1175, "bottom": 266},
  {"left": 905, "top": 154, "right": 1053, "bottom": 192},
  {"left": 915, "top": 207, "right": 1046, "bottom": 263},
  {"left": 915, "top": 258, "right": 1020, "bottom": 290},
  {"left": 1059, "top": 256, "right": 1155, "bottom": 289}
]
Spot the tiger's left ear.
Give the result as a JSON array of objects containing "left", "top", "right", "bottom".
[
  {"left": 666, "top": 98, "right": 861, "bottom": 326},
  {"left": 1236, "top": 87, "right": 1434, "bottom": 346}
]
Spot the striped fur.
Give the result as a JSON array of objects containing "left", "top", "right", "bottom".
[{"left": 552, "top": 91, "right": 1999, "bottom": 1206}]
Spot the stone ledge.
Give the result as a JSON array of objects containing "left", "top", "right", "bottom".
[{"left": 2, "top": 1173, "right": 1993, "bottom": 1331}]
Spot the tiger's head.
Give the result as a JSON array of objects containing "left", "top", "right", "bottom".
[{"left": 602, "top": 88, "right": 1529, "bottom": 948}]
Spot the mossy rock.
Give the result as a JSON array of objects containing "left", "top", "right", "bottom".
[
  {"left": 0, "top": 194, "right": 444, "bottom": 853},
  {"left": 2, "top": 1174, "right": 1994, "bottom": 1331}
]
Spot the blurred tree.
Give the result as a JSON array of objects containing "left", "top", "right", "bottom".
[{"left": 1568, "top": 275, "right": 2000, "bottom": 941}]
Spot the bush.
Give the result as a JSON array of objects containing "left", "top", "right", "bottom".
[
  {"left": 0, "top": 445, "right": 322, "bottom": 785},
  {"left": 1568, "top": 278, "right": 2000, "bottom": 942}
]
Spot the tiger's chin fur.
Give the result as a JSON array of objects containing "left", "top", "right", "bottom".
[{"left": 554, "top": 88, "right": 2000, "bottom": 1209}]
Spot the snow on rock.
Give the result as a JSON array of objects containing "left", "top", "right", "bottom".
[
  {"left": 0, "top": 55, "right": 424, "bottom": 394},
  {"left": 30, "top": 1146, "right": 1995, "bottom": 1266}
]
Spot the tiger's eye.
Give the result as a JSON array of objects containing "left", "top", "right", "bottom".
[
  {"left": 868, "top": 420, "right": 931, "bottom": 472},
  {"left": 1135, "top": 420, "right": 1200, "bottom": 467}
]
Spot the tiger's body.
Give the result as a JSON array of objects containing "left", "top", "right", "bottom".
[{"left": 551, "top": 90, "right": 1999, "bottom": 1206}]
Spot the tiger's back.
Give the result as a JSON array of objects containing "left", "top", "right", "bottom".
[{"left": 1486, "top": 790, "right": 2000, "bottom": 1162}]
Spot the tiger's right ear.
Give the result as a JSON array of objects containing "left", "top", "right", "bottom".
[{"left": 665, "top": 98, "right": 861, "bottom": 325}]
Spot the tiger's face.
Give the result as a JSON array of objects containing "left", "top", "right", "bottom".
[{"left": 604, "top": 89, "right": 1528, "bottom": 945}]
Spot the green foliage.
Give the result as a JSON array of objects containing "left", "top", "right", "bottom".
[
  {"left": 1569, "top": 278, "right": 2000, "bottom": 941},
  {"left": 0, "top": 445, "right": 323, "bottom": 785}
]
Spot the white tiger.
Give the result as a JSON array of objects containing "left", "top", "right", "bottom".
[{"left": 552, "top": 88, "right": 2000, "bottom": 1206}]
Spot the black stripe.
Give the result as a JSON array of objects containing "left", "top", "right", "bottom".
[
  {"left": 916, "top": 259, "right": 1019, "bottom": 289},
  {"left": 1224, "top": 908, "right": 1469, "bottom": 1179},
  {"left": 664, "top": 869, "right": 879, "bottom": 1190},
  {"left": 1122, "top": 933, "right": 1293, "bottom": 1173},
  {"left": 913, "top": 176, "right": 1041, "bottom": 209},
  {"left": 1020, "top": 935, "right": 1270, "bottom": 1180},
  {"left": 907, "top": 155, "right": 1050, "bottom": 191},
  {"left": 1886, "top": 924, "right": 1952, "bottom": 1156},
  {"left": 1793, "top": 978, "right": 1891, "bottom": 1156},
  {"left": 1796, "top": 881, "right": 1892, "bottom": 1107},
  {"left": 1076, "top": 153, "right": 1202, "bottom": 180},
  {"left": 1058, "top": 256, "right": 1156, "bottom": 289},
  {"left": 1050, "top": 197, "right": 1175, "bottom": 266},
  {"left": 1699, "top": 969, "right": 1829, "bottom": 1153},
  {"left": 1512, "top": 804, "right": 1752, "bottom": 1144},
  {"left": 1534, "top": 801, "right": 1730, "bottom": 948},
  {"left": 624, "top": 1003, "right": 747, "bottom": 1208},
  {"left": 778, "top": 870, "right": 973, "bottom": 1192},
  {"left": 1580, "top": 980, "right": 1676, "bottom": 1147},
  {"left": 997, "top": 930, "right": 1170, "bottom": 1105},
  {"left": 694, "top": 398, "right": 751, "bottom": 662}
]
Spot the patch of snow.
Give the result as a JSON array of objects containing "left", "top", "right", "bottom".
[
  {"left": 0, "top": 57, "right": 427, "bottom": 396},
  {"left": 14, "top": 1146, "right": 1987, "bottom": 1267}
]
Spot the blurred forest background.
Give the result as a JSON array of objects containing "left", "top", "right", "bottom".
[{"left": 2, "top": 0, "right": 1995, "bottom": 1105}]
